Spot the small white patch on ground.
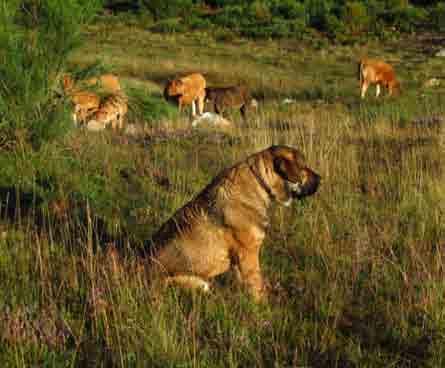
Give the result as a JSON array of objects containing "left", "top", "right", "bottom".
[
  {"left": 191, "top": 112, "right": 233, "bottom": 129},
  {"left": 423, "top": 78, "right": 441, "bottom": 88}
]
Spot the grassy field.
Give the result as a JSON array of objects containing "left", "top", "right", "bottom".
[{"left": 1, "top": 19, "right": 445, "bottom": 367}]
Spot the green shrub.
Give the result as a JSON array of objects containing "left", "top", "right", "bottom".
[
  {"left": 126, "top": 88, "right": 178, "bottom": 125},
  {"left": 214, "top": 28, "right": 238, "bottom": 42},
  {"left": 431, "top": 2, "right": 445, "bottom": 30},
  {"left": 0, "top": 0, "right": 101, "bottom": 150},
  {"left": 248, "top": 1, "right": 272, "bottom": 21},
  {"left": 341, "top": 1, "right": 370, "bottom": 34},
  {"left": 382, "top": 4, "right": 427, "bottom": 32},
  {"left": 187, "top": 15, "right": 214, "bottom": 30},
  {"left": 325, "top": 13, "right": 347, "bottom": 40},
  {"left": 205, "top": 0, "right": 253, "bottom": 6},
  {"left": 140, "top": 0, "right": 194, "bottom": 20},
  {"left": 149, "top": 18, "right": 187, "bottom": 33},
  {"left": 269, "top": 0, "right": 306, "bottom": 21},
  {"left": 211, "top": 5, "right": 246, "bottom": 28},
  {"left": 306, "top": 0, "right": 333, "bottom": 31}
]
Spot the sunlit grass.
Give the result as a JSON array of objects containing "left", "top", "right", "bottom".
[{"left": 1, "top": 21, "right": 445, "bottom": 367}]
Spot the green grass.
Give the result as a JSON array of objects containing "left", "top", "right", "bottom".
[{"left": 1, "top": 21, "right": 445, "bottom": 367}]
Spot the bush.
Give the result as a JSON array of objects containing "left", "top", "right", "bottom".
[
  {"left": 140, "top": 0, "right": 194, "bottom": 20},
  {"left": 385, "top": 5, "right": 427, "bottom": 32},
  {"left": 204, "top": 0, "right": 253, "bottom": 6},
  {"left": 0, "top": 0, "right": 101, "bottom": 150},
  {"left": 211, "top": 5, "right": 246, "bottom": 28},
  {"left": 306, "top": 0, "right": 333, "bottom": 31},
  {"left": 340, "top": 1, "right": 370, "bottom": 34},
  {"left": 431, "top": 2, "right": 445, "bottom": 30},
  {"left": 149, "top": 18, "right": 187, "bottom": 33},
  {"left": 187, "top": 15, "right": 214, "bottom": 30},
  {"left": 126, "top": 88, "right": 178, "bottom": 124},
  {"left": 270, "top": 0, "right": 306, "bottom": 21},
  {"left": 247, "top": 1, "right": 272, "bottom": 21}
]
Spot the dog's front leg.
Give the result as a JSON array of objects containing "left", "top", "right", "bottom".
[{"left": 236, "top": 246, "right": 267, "bottom": 302}]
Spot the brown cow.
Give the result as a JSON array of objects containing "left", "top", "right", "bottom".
[
  {"left": 62, "top": 75, "right": 100, "bottom": 125},
  {"left": 62, "top": 73, "right": 123, "bottom": 125},
  {"left": 358, "top": 58, "right": 400, "bottom": 99},
  {"left": 164, "top": 73, "right": 206, "bottom": 117},
  {"left": 82, "top": 73, "right": 122, "bottom": 94},
  {"left": 205, "top": 85, "right": 256, "bottom": 120},
  {"left": 87, "top": 93, "right": 128, "bottom": 131}
]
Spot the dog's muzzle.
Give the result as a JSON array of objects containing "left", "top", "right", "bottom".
[{"left": 288, "top": 168, "right": 321, "bottom": 199}]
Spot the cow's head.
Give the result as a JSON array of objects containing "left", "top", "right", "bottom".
[{"left": 165, "top": 79, "right": 185, "bottom": 97}]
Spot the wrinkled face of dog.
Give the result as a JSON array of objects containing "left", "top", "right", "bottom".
[{"left": 271, "top": 146, "right": 321, "bottom": 203}]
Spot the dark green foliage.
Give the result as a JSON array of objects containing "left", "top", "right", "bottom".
[
  {"left": 149, "top": 17, "right": 187, "bottom": 33},
  {"left": 109, "top": 0, "right": 442, "bottom": 41},
  {"left": 140, "top": 0, "right": 194, "bottom": 20},
  {"left": 0, "top": 0, "right": 101, "bottom": 150},
  {"left": 431, "top": 2, "right": 445, "bottom": 30}
]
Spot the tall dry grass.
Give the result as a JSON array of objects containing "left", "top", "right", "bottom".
[{"left": 1, "top": 20, "right": 445, "bottom": 367}]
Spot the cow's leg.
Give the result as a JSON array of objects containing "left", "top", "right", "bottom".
[
  {"left": 388, "top": 83, "right": 394, "bottom": 97},
  {"left": 240, "top": 105, "right": 247, "bottom": 120},
  {"left": 197, "top": 96, "right": 204, "bottom": 116},
  {"left": 191, "top": 100, "right": 197, "bottom": 117},
  {"left": 361, "top": 82, "right": 369, "bottom": 99},
  {"left": 376, "top": 83, "right": 381, "bottom": 98}
]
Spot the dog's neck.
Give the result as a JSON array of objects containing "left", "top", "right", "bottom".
[{"left": 249, "top": 164, "right": 275, "bottom": 202}]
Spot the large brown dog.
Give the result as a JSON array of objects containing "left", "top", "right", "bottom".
[
  {"left": 205, "top": 85, "right": 256, "bottom": 120},
  {"left": 164, "top": 73, "right": 206, "bottom": 117},
  {"left": 144, "top": 145, "right": 320, "bottom": 301},
  {"left": 358, "top": 58, "right": 401, "bottom": 98}
]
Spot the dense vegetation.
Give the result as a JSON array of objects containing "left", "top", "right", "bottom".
[
  {"left": 104, "top": 0, "right": 445, "bottom": 41},
  {"left": 1, "top": 1, "right": 445, "bottom": 367}
]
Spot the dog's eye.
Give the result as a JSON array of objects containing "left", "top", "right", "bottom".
[{"left": 274, "top": 157, "right": 292, "bottom": 178}]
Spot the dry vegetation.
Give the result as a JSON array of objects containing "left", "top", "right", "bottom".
[{"left": 1, "top": 20, "right": 445, "bottom": 367}]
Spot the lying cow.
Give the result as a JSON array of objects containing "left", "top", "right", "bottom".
[
  {"left": 358, "top": 58, "right": 400, "bottom": 99},
  {"left": 205, "top": 85, "right": 257, "bottom": 120},
  {"left": 164, "top": 73, "right": 206, "bottom": 117},
  {"left": 82, "top": 73, "right": 122, "bottom": 94},
  {"left": 62, "top": 73, "right": 123, "bottom": 125}
]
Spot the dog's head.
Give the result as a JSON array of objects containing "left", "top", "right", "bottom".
[{"left": 266, "top": 145, "right": 320, "bottom": 205}]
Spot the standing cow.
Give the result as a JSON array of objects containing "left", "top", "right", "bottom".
[
  {"left": 204, "top": 85, "right": 257, "bottom": 120},
  {"left": 358, "top": 58, "right": 400, "bottom": 99},
  {"left": 164, "top": 73, "right": 206, "bottom": 117}
]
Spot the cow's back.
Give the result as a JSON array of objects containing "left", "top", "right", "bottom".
[
  {"left": 85, "top": 74, "right": 122, "bottom": 93},
  {"left": 360, "top": 59, "right": 395, "bottom": 83},
  {"left": 180, "top": 73, "right": 206, "bottom": 98}
]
